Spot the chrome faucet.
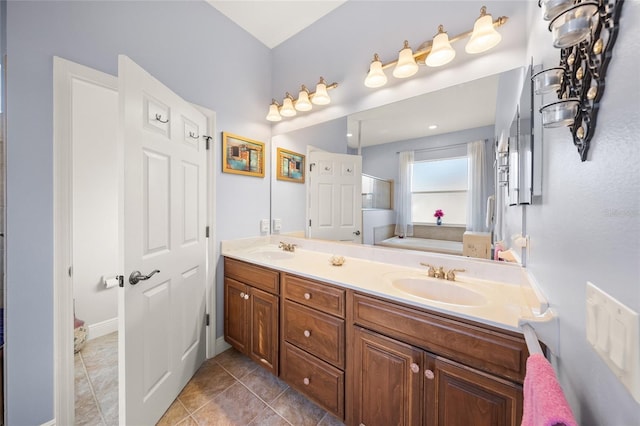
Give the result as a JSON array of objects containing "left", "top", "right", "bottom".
[
  {"left": 279, "top": 241, "right": 297, "bottom": 252},
  {"left": 445, "top": 268, "right": 466, "bottom": 281}
]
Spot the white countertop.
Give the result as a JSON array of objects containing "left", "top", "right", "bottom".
[{"left": 221, "top": 236, "right": 554, "bottom": 334}]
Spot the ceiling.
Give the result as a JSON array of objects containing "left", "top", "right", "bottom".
[
  {"left": 347, "top": 73, "right": 500, "bottom": 148},
  {"left": 205, "top": 0, "right": 348, "bottom": 48}
]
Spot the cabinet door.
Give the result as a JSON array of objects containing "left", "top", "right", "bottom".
[
  {"left": 352, "top": 327, "right": 422, "bottom": 426},
  {"left": 224, "top": 277, "right": 248, "bottom": 352},
  {"left": 424, "top": 354, "right": 523, "bottom": 426},
  {"left": 249, "top": 286, "right": 279, "bottom": 375}
]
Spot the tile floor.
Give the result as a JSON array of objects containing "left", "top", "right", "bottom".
[{"left": 75, "top": 332, "right": 345, "bottom": 426}]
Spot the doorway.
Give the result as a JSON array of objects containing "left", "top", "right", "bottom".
[{"left": 53, "top": 57, "right": 217, "bottom": 425}]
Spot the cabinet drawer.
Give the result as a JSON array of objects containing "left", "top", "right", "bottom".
[
  {"left": 283, "top": 300, "right": 345, "bottom": 368},
  {"left": 224, "top": 257, "right": 279, "bottom": 294},
  {"left": 283, "top": 274, "right": 345, "bottom": 317},
  {"left": 281, "top": 342, "right": 344, "bottom": 419},
  {"left": 352, "top": 293, "right": 528, "bottom": 383}
]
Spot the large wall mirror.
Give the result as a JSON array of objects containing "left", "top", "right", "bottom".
[{"left": 270, "top": 66, "right": 536, "bottom": 262}]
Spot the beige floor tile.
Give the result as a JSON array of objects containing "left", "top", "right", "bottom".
[
  {"left": 247, "top": 406, "right": 292, "bottom": 426},
  {"left": 270, "top": 387, "right": 327, "bottom": 426},
  {"left": 176, "top": 416, "right": 199, "bottom": 426},
  {"left": 178, "top": 362, "right": 237, "bottom": 413},
  {"left": 157, "top": 399, "right": 190, "bottom": 426},
  {"left": 239, "top": 365, "right": 288, "bottom": 404},
  {"left": 214, "top": 348, "right": 258, "bottom": 379},
  {"left": 191, "top": 382, "right": 267, "bottom": 426}
]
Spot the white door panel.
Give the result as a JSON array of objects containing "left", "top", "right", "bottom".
[
  {"left": 119, "top": 55, "right": 207, "bottom": 425},
  {"left": 308, "top": 151, "right": 362, "bottom": 242}
]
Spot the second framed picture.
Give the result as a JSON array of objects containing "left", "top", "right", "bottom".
[{"left": 276, "top": 148, "right": 305, "bottom": 183}]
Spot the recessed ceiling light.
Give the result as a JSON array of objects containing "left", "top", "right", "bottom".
[
  {"left": 428, "top": 124, "right": 438, "bottom": 130},
  {"left": 346, "top": 133, "right": 353, "bottom": 137}
]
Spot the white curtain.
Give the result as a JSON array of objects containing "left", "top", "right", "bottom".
[
  {"left": 395, "top": 151, "right": 414, "bottom": 237},
  {"left": 466, "top": 140, "right": 490, "bottom": 232}
]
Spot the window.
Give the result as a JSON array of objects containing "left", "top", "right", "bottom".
[{"left": 411, "top": 157, "right": 468, "bottom": 225}]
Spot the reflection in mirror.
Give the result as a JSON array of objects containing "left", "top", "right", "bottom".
[
  {"left": 362, "top": 174, "right": 392, "bottom": 210},
  {"left": 270, "top": 68, "right": 530, "bottom": 263}
]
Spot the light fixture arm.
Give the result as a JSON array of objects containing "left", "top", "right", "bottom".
[{"left": 374, "top": 15, "right": 509, "bottom": 71}]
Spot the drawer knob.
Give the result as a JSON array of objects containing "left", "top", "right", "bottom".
[
  {"left": 303, "top": 330, "right": 311, "bottom": 338},
  {"left": 303, "top": 377, "right": 310, "bottom": 385},
  {"left": 304, "top": 292, "right": 311, "bottom": 300},
  {"left": 244, "top": 293, "right": 249, "bottom": 300},
  {"left": 239, "top": 292, "right": 245, "bottom": 299},
  {"left": 424, "top": 369, "right": 435, "bottom": 380},
  {"left": 410, "top": 363, "right": 419, "bottom": 374}
]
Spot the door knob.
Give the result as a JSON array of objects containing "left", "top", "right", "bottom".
[
  {"left": 353, "top": 230, "right": 361, "bottom": 236},
  {"left": 129, "top": 269, "right": 160, "bottom": 285}
]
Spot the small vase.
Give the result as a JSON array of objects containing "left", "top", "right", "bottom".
[{"left": 436, "top": 217, "right": 442, "bottom": 226}]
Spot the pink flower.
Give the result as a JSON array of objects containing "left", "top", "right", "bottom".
[{"left": 434, "top": 209, "right": 444, "bottom": 218}]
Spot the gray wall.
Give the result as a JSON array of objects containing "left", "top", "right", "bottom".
[
  {"left": 522, "top": 1, "right": 640, "bottom": 424},
  {"left": 6, "top": 1, "right": 270, "bottom": 423}
]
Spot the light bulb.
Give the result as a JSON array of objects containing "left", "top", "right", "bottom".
[
  {"left": 280, "top": 93, "right": 297, "bottom": 117},
  {"left": 393, "top": 40, "right": 419, "bottom": 78},
  {"left": 426, "top": 25, "right": 456, "bottom": 67},
  {"left": 466, "top": 6, "right": 502, "bottom": 54},
  {"left": 312, "top": 77, "right": 331, "bottom": 105},
  {"left": 265, "top": 101, "right": 282, "bottom": 122},
  {"left": 364, "top": 53, "right": 388, "bottom": 88},
  {"left": 295, "top": 85, "right": 312, "bottom": 111}
]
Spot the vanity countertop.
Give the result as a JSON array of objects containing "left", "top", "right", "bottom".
[{"left": 221, "top": 236, "right": 554, "bottom": 334}]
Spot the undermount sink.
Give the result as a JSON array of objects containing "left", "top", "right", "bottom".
[
  {"left": 391, "top": 278, "right": 487, "bottom": 306},
  {"left": 247, "top": 247, "right": 295, "bottom": 261}
]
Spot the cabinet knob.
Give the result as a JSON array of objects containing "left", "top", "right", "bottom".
[
  {"left": 410, "top": 363, "right": 419, "bottom": 374},
  {"left": 424, "top": 369, "right": 435, "bottom": 380},
  {"left": 304, "top": 292, "right": 311, "bottom": 300},
  {"left": 303, "top": 330, "right": 311, "bottom": 338},
  {"left": 239, "top": 292, "right": 245, "bottom": 299},
  {"left": 244, "top": 294, "right": 249, "bottom": 300},
  {"left": 303, "top": 377, "right": 310, "bottom": 385}
]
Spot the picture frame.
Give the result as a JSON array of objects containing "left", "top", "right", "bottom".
[
  {"left": 222, "top": 132, "right": 265, "bottom": 178},
  {"left": 276, "top": 148, "right": 305, "bottom": 183}
]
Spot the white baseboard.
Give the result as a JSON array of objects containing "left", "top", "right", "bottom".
[
  {"left": 41, "top": 419, "right": 56, "bottom": 426},
  {"left": 87, "top": 317, "right": 118, "bottom": 340},
  {"left": 215, "top": 336, "right": 231, "bottom": 356}
]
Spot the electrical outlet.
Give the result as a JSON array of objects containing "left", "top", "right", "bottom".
[
  {"left": 260, "top": 219, "right": 269, "bottom": 233},
  {"left": 273, "top": 218, "right": 282, "bottom": 232},
  {"left": 586, "top": 281, "right": 640, "bottom": 403}
]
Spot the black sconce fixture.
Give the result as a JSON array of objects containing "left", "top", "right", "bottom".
[{"left": 533, "top": 0, "right": 624, "bottom": 161}]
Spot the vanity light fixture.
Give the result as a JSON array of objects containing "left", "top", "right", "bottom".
[
  {"left": 363, "top": 6, "right": 508, "bottom": 88},
  {"left": 265, "top": 77, "right": 338, "bottom": 122},
  {"left": 534, "top": 0, "right": 623, "bottom": 161}
]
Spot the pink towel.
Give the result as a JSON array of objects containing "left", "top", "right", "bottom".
[{"left": 522, "top": 353, "right": 578, "bottom": 426}]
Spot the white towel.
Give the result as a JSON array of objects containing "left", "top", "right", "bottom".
[{"left": 485, "top": 195, "right": 495, "bottom": 228}]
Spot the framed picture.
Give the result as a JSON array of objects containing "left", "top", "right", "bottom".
[
  {"left": 222, "top": 132, "right": 265, "bottom": 178},
  {"left": 276, "top": 148, "right": 305, "bottom": 183}
]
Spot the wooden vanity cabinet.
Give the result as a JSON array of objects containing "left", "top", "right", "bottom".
[
  {"left": 280, "top": 274, "right": 346, "bottom": 419},
  {"left": 224, "top": 258, "right": 280, "bottom": 375},
  {"left": 348, "top": 292, "right": 525, "bottom": 426}
]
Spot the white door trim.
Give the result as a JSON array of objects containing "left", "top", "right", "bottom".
[
  {"left": 53, "top": 56, "right": 118, "bottom": 426},
  {"left": 53, "top": 57, "right": 217, "bottom": 426}
]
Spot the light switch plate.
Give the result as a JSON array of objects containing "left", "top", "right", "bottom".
[
  {"left": 586, "top": 281, "right": 640, "bottom": 403},
  {"left": 273, "top": 218, "right": 282, "bottom": 232},
  {"left": 260, "top": 219, "right": 269, "bottom": 233}
]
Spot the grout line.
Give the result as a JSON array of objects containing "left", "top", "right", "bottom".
[{"left": 78, "top": 351, "right": 108, "bottom": 426}]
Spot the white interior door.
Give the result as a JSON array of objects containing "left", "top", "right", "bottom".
[
  {"left": 118, "top": 55, "right": 207, "bottom": 425},
  {"left": 308, "top": 151, "right": 362, "bottom": 242}
]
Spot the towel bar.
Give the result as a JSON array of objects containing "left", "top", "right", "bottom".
[{"left": 522, "top": 323, "right": 544, "bottom": 356}]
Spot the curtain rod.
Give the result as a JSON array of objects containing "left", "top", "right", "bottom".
[{"left": 396, "top": 139, "right": 487, "bottom": 154}]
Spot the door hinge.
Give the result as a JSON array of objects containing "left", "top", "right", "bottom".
[
  {"left": 203, "top": 135, "right": 212, "bottom": 150},
  {"left": 205, "top": 313, "right": 210, "bottom": 326},
  {"left": 206, "top": 226, "right": 210, "bottom": 238},
  {"left": 310, "top": 163, "right": 315, "bottom": 172},
  {"left": 309, "top": 219, "right": 312, "bottom": 227},
  {"left": 117, "top": 275, "right": 124, "bottom": 288},
  {"left": 68, "top": 266, "right": 73, "bottom": 277}
]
